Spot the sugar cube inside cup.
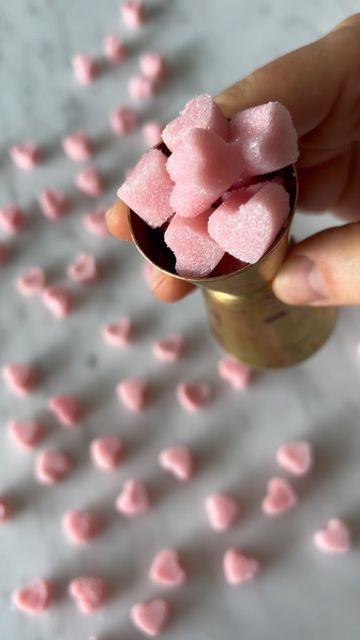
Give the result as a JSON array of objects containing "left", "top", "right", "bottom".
[{"left": 117, "top": 95, "right": 297, "bottom": 279}]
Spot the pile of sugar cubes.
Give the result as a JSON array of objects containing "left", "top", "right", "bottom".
[{"left": 118, "top": 94, "right": 299, "bottom": 278}]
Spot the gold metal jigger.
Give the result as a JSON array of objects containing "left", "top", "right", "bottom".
[{"left": 128, "top": 161, "right": 337, "bottom": 369}]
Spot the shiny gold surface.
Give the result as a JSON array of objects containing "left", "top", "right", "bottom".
[{"left": 128, "top": 163, "right": 337, "bottom": 368}]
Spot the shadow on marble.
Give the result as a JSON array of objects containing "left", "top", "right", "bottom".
[
  {"left": 33, "top": 342, "right": 75, "bottom": 386},
  {"left": 165, "top": 41, "right": 202, "bottom": 89}
]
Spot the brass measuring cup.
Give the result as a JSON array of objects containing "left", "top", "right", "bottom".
[{"left": 128, "top": 155, "right": 337, "bottom": 369}]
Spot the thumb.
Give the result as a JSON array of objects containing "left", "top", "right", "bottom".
[
  {"left": 272, "top": 222, "right": 360, "bottom": 306},
  {"left": 214, "top": 14, "right": 360, "bottom": 134}
]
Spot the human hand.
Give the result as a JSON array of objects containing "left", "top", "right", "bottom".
[{"left": 106, "top": 14, "right": 360, "bottom": 306}]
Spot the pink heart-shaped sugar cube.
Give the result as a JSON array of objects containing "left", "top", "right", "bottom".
[
  {"left": 48, "top": 394, "right": 82, "bottom": 427},
  {"left": 142, "top": 121, "right": 163, "bottom": 148},
  {"left": 218, "top": 356, "right": 252, "bottom": 390},
  {"left": 103, "top": 33, "right": 128, "bottom": 63},
  {"left": 140, "top": 52, "right": 166, "bottom": 81},
  {"left": 164, "top": 209, "right": 225, "bottom": 278},
  {"left": 67, "top": 253, "right": 99, "bottom": 284},
  {"left": 0, "top": 204, "right": 25, "bottom": 234},
  {"left": 205, "top": 493, "right": 240, "bottom": 531},
  {"left": 159, "top": 446, "right": 194, "bottom": 481},
  {"left": 42, "top": 286, "right": 73, "bottom": 318},
  {"left": 314, "top": 519, "right": 351, "bottom": 554},
  {"left": 116, "top": 377, "right": 149, "bottom": 412},
  {"left": 121, "top": 0, "right": 145, "bottom": 29},
  {"left": 39, "top": 190, "right": 68, "bottom": 220},
  {"left": 162, "top": 94, "right": 229, "bottom": 151},
  {"left": 13, "top": 579, "right": 54, "bottom": 614},
  {"left": 150, "top": 548, "right": 186, "bottom": 586},
  {"left": 118, "top": 149, "right": 174, "bottom": 229},
  {"left": 83, "top": 207, "right": 109, "bottom": 236},
  {"left": 131, "top": 598, "right": 170, "bottom": 637},
  {"left": 110, "top": 107, "right": 137, "bottom": 135},
  {"left": 2, "top": 363, "right": 37, "bottom": 396},
  {"left": 276, "top": 441, "right": 313, "bottom": 476},
  {"left": 0, "top": 497, "right": 12, "bottom": 522},
  {"left": 262, "top": 477, "right": 298, "bottom": 516},
  {"left": 16, "top": 267, "right": 45, "bottom": 296},
  {"left": 128, "top": 74, "right": 157, "bottom": 101},
  {"left": 167, "top": 129, "right": 242, "bottom": 218},
  {"left": 62, "top": 131, "right": 92, "bottom": 161},
  {"left": 115, "top": 479, "right": 149, "bottom": 516},
  {"left": 208, "top": 182, "right": 290, "bottom": 264},
  {"left": 69, "top": 576, "right": 108, "bottom": 613},
  {"left": 35, "top": 450, "right": 72, "bottom": 484},
  {"left": 62, "top": 510, "right": 103, "bottom": 544},
  {"left": 102, "top": 318, "right": 133, "bottom": 347},
  {"left": 176, "top": 382, "right": 211, "bottom": 412},
  {"left": 8, "top": 420, "right": 46, "bottom": 450},
  {"left": 72, "top": 55, "right": 97, "bottom": 85},
  {"left": 90, "top": 436, "right": 125, "bottom": 471},
  {"left": 223, "top": 549, "right": 260, "bottom": 585},
  {"left": 75, "top": 166, "right": 103, "bottom": 197},
  {"left": 152, "top": 334, "right": 184, "bottom": 362},
  {"left": 10, "top": 142, "right": 39, "bottom": 170}
]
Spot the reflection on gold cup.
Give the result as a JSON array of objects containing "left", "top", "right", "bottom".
[{"left": 128, "top": 161, "right": 337, "bottom": 369}]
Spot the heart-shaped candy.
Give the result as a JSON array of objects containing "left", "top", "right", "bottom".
[
  {"left": 90, "top": 436, "right": 125, "bottom": 471},
  {"left": 83, "top": 206, "right": 109, "bottom": 236},
  {"left": 110, "top": 107, "right": 137, "bottom": 135},
  {"left": 102, "top": 318, "right": 133, "bottom": 347},
  {"left": 115, "top": 479, "right": 149, "bottom": 516},
  {"left": 0, "top": 497, "right": 12, "bottom": 522},
  {"left": 68, "top": 253, "right": 99, "bottom": 284},
  {"left": 223, "top": 549, "right": 260, "bottom": 585},
  {"left": 167, "top": 129, "right": 243, "bottom": 218},
  {"left": 72, "top": 55, "right": 97, "bottom": 85},
  {"left": 276, "top": 441, "right": 313, "bottom": 476},
  {"left": 205, "top": 493, "right": 240, "bottom": 531},
  {"left": 0, "top": 204, "right": 25, "bottom": 234},
  {"left": 42, "top": 286, "right": 73, "bottom": 318},
  {"left": 176, "top": 382, "right": 211, "bottom": 412},
  {"left": 208, "top": 182, "right": 290, "bottom": 264},
  {"left": 16, "top": 267, "right": 45, "bottom": 296},
  {"left": 128, "top": 74, "right": 157, "bottom": 101},
  {"left": 314, "top": 519, "right": 351, "bottom": 554},
  {"left": 131, "top": 598, "right": 170, "bottom": 637},
  {"left": 68, "top": 576, "right": 108, "bottom": 613},
  {"left": 116, "top": 377, "right": 149, "bottom": 412},
  {"left": 158, "top": 446, "right": 194, "bottom": 481},
  {"left": 48, "top": 394, "right": 82, "bottom": 427},
  {"left": 35, "top": 450, "right": 72, "bottom": 484},
  {"left": 39, "top": 190, "right": 68, "bottom": 220},
  {"left": 2, "top": 363, "right": 37, "bottom": 396},
  {"left": 150, "top": 548, "right": 186, "bottom": 586},
  {"left": 62, "top": 510, "right": 103, "bottom": 544},
  {"left": 162, "top": 94, "right": 229, "bottom": 151},
  {"left": 10, "top": 142, "right": 39, "bottom": 170},
  {"left": 62, "top": 131, "right": 93, "bottom": 161},
  {"left": 8, "top": 420, "right": 46, "bottom": 450},
  {"left": 13, "top": 578, "right": 54, "bottom": 614},
  {"left": 218, "top": 356, "right": 252, "bottom": 390},
  {"left": 152, "top": 334, "right": 184, "bottom": 362},
  {"left": 103, "top": 34, "right": 128, "bottom": 63},
  {"left": 75, "top": 166, "right": 103, "bottom": 197},
  {"left": 262, "top": 477, "right": 298, "bottom": 516}
]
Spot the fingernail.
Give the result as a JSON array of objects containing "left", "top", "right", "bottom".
[{"left": 273, "top": 255, "right": 328, "bottom": 304}]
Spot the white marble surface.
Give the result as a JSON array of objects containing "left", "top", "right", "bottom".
[{"left": 1, "top": 1, "right": 360, "bottom": 639}]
